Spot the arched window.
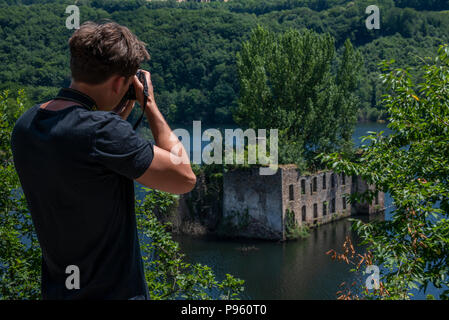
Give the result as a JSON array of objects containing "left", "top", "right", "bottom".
[
  {"left": 313, "top": 203, "right": 318, "bottom": 218},
  {"left": 289, "top": 184, "right": 294, "bottom": 201},
  {"left": 322, "top": 173, "right": 326, "bottom": 189},
  {"left": 301, "top": 206, "right": 307, "bottom": 221},
  {"left": 301, "top": 180, "right": 306, "bottom": 194},
  {"left": 323, "top": 202, "right": 327, "bottom": 216}
]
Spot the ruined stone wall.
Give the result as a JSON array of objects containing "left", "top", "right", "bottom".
[
  {"left": 216, "top": 166, "right": 385, "bottom": 241},
  {"left": 222, "top": 167, "right": 284, "bottom": 240},
  {"left": 351, "top": 176, "right": 386, "bottom": 215},
  {"left": 281, "top": 167, "right": 352, "bottom": 229}
]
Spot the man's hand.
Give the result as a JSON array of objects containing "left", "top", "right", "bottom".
[
  {"left": 115, "top": 99, "right": 136, "bottom": 120},
  {"left": 132, "top": 70, "right": 156, "bottom": 110}
]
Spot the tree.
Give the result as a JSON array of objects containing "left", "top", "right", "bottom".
[
  {"left": 321, "top": 45, "right": 449, "bottom": 299},
  {"left": 394, "top": 0, "right": 449, "bottom": 11},
  {"left": 235, "top": 26, "right": 361, "bottom": 168},
  {"left": 0, "top": 90, "right": 41, "bottom": 299}
]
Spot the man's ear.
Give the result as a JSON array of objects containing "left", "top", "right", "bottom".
[{"left": 111, "top": 75, "right": 127, "bottom": 94}]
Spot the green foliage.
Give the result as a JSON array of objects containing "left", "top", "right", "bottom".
[
  {"left": 1, "top": 1, "right": 449, "bottom": 124},
  {"left": 285, "top": 210, "right": 309, "bottom": 240},
  {"left": 320, "top": 45, "right": 449, "bottom": 299},
  {"left": 217, "top": 208, "right": 250, "bottom": 237},
  {"left": 187, "top": 164, "right": 223, "bottom": 224},
  {"left": 0, "top": 89, "right": 245, "bottom": 300},
  {"left": 0, "top": 90, "right": 41, "bottom": 299},
  {"left": 394, "top": 0, "right": 449, "bottom": 11},
  {"left": 136, "top": 190, "right": 244, "bottom": 300},
  {"left": 235, "top": 26, "right": 360, "bottom": 166}
]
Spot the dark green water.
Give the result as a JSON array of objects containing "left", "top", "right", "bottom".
[{"left": 172, "top": 218, "right": 367, "bottom": 300}]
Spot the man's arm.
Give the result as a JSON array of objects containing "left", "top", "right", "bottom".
[{"left": 133, "top": 70, "right": 196, "bottom": 194}]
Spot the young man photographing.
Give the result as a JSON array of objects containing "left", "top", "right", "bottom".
[{"left": 10, "top": 21, "right": 196, "bottom": 299}]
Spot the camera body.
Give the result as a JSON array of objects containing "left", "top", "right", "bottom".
[
  {"left": 122, "top": 70, "right": 145, "bottom": 101},
  {"left": 115, "top": 70, "right": 146, "bottom": 112},
  {"left": 115, "top": 69, "right": 149, "bottom": 130}
]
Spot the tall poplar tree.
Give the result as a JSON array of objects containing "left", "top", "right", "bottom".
[{"left": 235, "top": 26, "right": 362, "bottom": 168}]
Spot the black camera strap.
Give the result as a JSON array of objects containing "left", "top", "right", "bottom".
[
  {"left": 132, "top": 72, "right": 148, "bottom": 131},
  {"left": 55, "top": 84, "right": 147, "bottom": 131},
  {"left": 54, "top": 88, "right": 98, "bottom": 111}
]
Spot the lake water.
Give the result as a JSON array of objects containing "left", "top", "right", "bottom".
[
  {"left": 172, "top": 218, "right": 369, "bottom": 300},
  {"left": 140, "top": 122, "right": 439, "bottom": 300}
]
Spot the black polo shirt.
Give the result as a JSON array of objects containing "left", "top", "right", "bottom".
[{"left": 11, "top": 104, "right": 154, "bottom": 299}]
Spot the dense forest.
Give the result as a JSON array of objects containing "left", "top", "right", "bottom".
[{"left": 0, "top": 0, "right": 448, "bottom": 124}]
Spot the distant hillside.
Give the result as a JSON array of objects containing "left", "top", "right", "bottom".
[{"left": 0, "top": 0, "right": 448, "bottom": 123}]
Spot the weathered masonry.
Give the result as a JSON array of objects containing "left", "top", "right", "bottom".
[{"left": 223, "top": 165, "right": 385, "bottom": 240}]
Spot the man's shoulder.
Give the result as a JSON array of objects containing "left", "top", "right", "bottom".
[
  {"left": 90, "top": 110, "right": 126, "bottom": 124},
  {"left": 90, "top": 110, "right": 135, "bottom": 134},
  {"left": 12, "top": 104, "right": 40, "bottom": 133},
  {"left": 15, "top": 103, "right": 40, "bottom": 121},
  {"left": 13, "top": 104, "right": 132, "bottom": 137}
]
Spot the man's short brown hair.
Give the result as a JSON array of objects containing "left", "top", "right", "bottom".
[{"left": 69, "top": 21, "right": 150, "bottom": 84}]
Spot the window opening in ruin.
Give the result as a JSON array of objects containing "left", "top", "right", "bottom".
[
  {"left": 289, "top": 184, "right": 294, "bottom": 201},
  {"left": 302, "top": 206, "right": 306, "bottom": 221}
]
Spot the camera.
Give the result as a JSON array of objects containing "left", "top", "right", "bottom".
[
  {"left": 122, "top": 70, "right": 146, "bottom": 101},
  {"left": 114, "top": 70, "right": 149, "bottom": 130},
  {"left": 115, "top": 70, "right": 146, "bottom": 112}
]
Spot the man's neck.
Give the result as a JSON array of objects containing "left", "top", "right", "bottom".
[{"left": 69, "top": 82, "right": 110, "bottom": 111}]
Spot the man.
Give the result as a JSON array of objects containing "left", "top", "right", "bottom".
[{"left": 10, "top": 21, "right": 196, "bottom": 300}]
